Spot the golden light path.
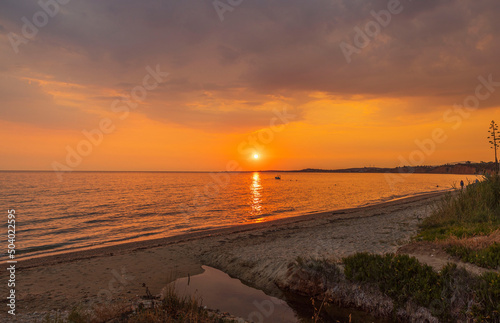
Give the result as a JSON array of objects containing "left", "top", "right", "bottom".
[{"left": 250, "top": 172, "right": 263, "bottom": 222}]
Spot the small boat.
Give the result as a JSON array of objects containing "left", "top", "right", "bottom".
[{"left": 275, "top": 175, "right": 281, "bottom": 180}]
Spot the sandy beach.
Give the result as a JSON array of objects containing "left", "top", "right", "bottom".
[{"left": 3, "top": 192, "right": 449, "bottom": 321}]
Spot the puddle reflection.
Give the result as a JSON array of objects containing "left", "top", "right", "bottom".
[{"left": 169, "top": 265, "right": 298, "bottom": 323}]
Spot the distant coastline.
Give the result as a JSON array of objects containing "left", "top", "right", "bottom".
[
  {"left": 1, "top": 161, "right": 495, "bottom": 174},
  {"left": 288, "top": 161, "right": 496, "bottom": 175}
]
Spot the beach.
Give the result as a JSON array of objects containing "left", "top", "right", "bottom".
[{"left": 0, "top": 191, "right": 455, "bottom": 321}]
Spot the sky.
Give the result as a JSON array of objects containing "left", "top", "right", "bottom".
[{"left": 1, "top": 0, "right": 500, "bottom": 172}]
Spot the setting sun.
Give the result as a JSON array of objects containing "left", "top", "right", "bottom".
[{"left": 253, "top": 154, "right": 259, "bottom": 159}]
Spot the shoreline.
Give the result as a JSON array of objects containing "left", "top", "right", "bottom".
[
  {"left": 17, "top": 190, "right": 448, "bottom": 269},
  {"left": 3, "top": 190, "right": 450, "bottom": 321}
]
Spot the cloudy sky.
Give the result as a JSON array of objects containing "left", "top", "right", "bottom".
[{"left": 1, "top": 0, "right": 499, "bottom": 171}]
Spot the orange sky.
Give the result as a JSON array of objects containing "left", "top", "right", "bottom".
[{"left": 1, "top": 0, "right": 500, "bottom": 172}]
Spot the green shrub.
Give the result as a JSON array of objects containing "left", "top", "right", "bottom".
[
  {"left": 446, "top": 243, "right": 500, "bottom": 269},
  {"left": 342, "top": 252, "right": 500, "bottom": 322},
  {"left": 471, "top": 271, "right": 500, "bottom": 321},
  {"left": 343, "top": 253, "right": 445, "bottom": 315}
]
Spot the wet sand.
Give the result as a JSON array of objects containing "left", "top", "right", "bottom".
[{"left": 2, "top": 192, "right": 447, "bottom": 321}]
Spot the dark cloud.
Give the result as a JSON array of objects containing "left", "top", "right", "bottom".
[{"left": 0, "top": 0, "right": 499, "bottom": 131}]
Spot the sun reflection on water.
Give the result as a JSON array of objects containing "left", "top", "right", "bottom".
[{"left": 250, "top": 172, "right": 263, "bottom": 219}]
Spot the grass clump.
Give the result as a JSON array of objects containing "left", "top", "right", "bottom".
[
  {"left": 418, "top": 175, "right": 500, "bottom": 241},
  {"left": 120, "top": 285, "right": 238, "bottom": 323},
  {"left": 446, "top": 243, "right": 500, "bottom": 269}
]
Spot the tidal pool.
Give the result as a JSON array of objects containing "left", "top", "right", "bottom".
[
  {"left": 169, "top": 265, "right": 392, "bottom": 323},
  {"left": 170, "top": 265, "right": 298, "bottom": 322}
]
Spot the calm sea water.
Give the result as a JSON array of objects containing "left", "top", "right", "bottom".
[{"left": 0, "top": 171, "right": 476, "bottom": 260}]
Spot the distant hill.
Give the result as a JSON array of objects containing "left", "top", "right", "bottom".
[{"left": 297, "top": 162, "right": 497, "bottom": 175}]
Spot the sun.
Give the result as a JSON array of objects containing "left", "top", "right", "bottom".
[{"left": 253, "top": 153, "right": 259, "bottom": 159}]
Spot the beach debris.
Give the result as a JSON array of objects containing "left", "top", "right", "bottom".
[
  {"left": 129, "top": 283, "right": 163, "bottom": 311},
  {"left": 131, "top": 298, "right": 162, "bottom": 311},
  {"left": 131, "top": 290, "right": 162, "bottom": 312},
  {"left": 141, "top": 282, "right": 154, "bottom": 299},
  {"left": 205, "top": 308, "right": 247, "bottom": 322}
]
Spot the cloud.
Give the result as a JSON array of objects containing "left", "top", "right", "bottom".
[
  {"left": 0, "top": 75, "right": 98, "bottom": 129},
  {"left": 0, "top": 0, "right": 499, "bottom": 132}
]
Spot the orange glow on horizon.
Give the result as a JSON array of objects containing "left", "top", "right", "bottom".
[{"left": 1, "top": 85, "right": 500, "bottom": 171}]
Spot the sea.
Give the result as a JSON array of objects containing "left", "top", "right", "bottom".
[{"left": 0, "top": 171, "right": 478, "bottom": 260}]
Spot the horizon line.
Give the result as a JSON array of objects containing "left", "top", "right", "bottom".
[{"left": 0, "top": 162, "right": 492, "bottom": 174}]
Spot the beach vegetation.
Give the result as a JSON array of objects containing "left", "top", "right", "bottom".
[
  {"left": 342, "top": 253, "right": 500, "bottom": 322},
  {"left": 418, "top": 174, "right": 500, "bottom": 241},
  {"left": 343, "top": 253, "right": 449, "bottom": 319},
  {"left": 446, "top": 243, "right": 500, "bottom": 269},
  {"left": 488, "top": 120, "right": 500, "bottom": 173},
  {"left": 292, "top": 253, "right": 500, "bottom": 322},
  {"left": 417, "top": 174, "right": 500, "bottom": 268}
]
